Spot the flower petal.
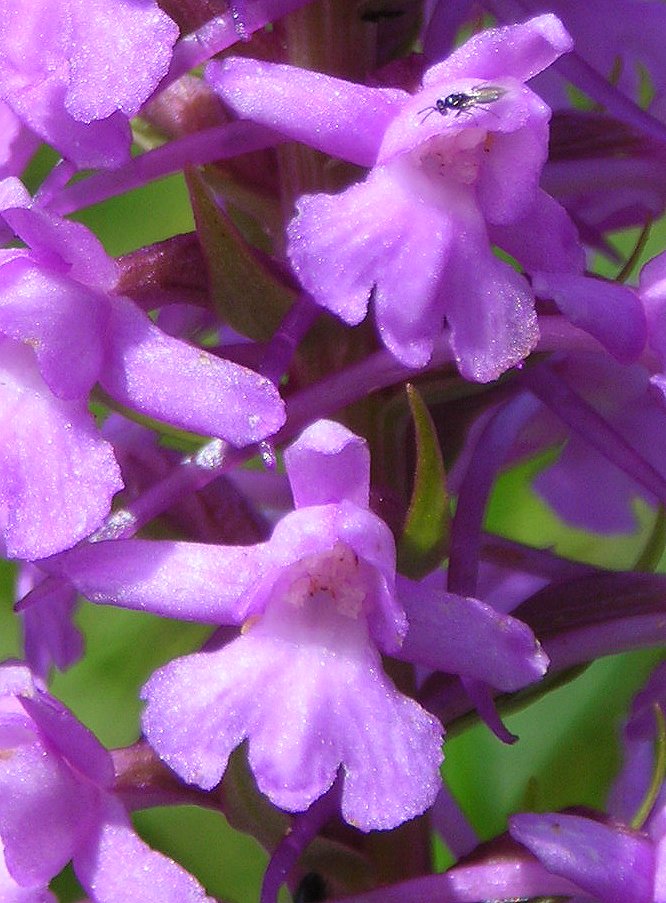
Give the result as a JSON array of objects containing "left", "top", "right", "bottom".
[
  {"left": 284, "top": 419, "right": 370, "bottom": 509},
  {"left": 397, "top": 575, "right": 549, "bottom": 691},
  {"left": 0, "top": 339, "right": 122, "bottom": 560},
  {"left": 534, "top": 436, "right": 642, "bottom": 532},
  {"left": 0, "top": 841, "right": 54, "bottom": 902},
  {"left": 489, "top": 189, "right": 585, "bottom": 275},
  {"left": 207, "top": 57, "right": 407, "bottom": 167},
  {"left": 424, "top": 14, "right": 573, "bottom": 85},
  {"left": 0, "top": 1, "right": 131, "bottom": 168},
  {"left": 265, "top": 504, "right": 405, "bottom": 650},
  {"left": 0, "top": 177, "right": 31, "bottom": 210},
  {"left": 0, "top": 0, "right": 176, "bottom": 167},
  {"left": 52, "top": 539, "right": 273, "bottom": 624},
  {"left": 20, "top": 693, "right": 113, "bottom": 791},
  {"left": 100, "top": 295, "right": 286, "bottom": 446},
  {"left": 142, "top": 634, "right": 442, "bottom": 831},
  {"left": 0, "top": 721, "right": 98, "bottom": 886},
  {"left": 288, "top": 165, "right": 454, "bottom": 368},
  {"left": 640, "top": 249, "right": 666, "bottom": 365},
  {"left": 475, "top": 100, "right": 550, "bottom": 223},
  {"left": 19, "top": 567, "right": 82, "bottom": 678},
  {"left": 532, "top": 272, "right": 646, "bottom": 364},
  {"left": 439, "top": 200, "right": 538, "bottom": 382},
  {"left": 0, "top": 257, "right": 108, "bottom": 399},
  {"left": 379, "top": 77, "right": 545, "bottom": 178},
  {"left": 268, "top": 504, "right": 397, "bottom": 601},
  {"left": 334, "top": 655, "right": 443, "bottom": 831},
  {"left": 2, "top": 206, "right": 118, "bottom": 292},
  {"left": 66, "top": 0, "right": 178, "bottom": 121},
  {"left": 73, "top": 796, "right": 214, "bottom": 903},
  {"left": 0, "top": 107, "right": 40, "bottom": 184},
  {"left": 510, "top": 812, "right": 654, "bottom": 903},
  {"left": 141, "top": 647, "right": 254, "bottom": 792}
]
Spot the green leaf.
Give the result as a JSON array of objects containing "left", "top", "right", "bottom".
[
  {"left": 186, "top": 167, "right": 295, "bottom": 341},
  {"left": 633, "top": 505, "right": 666, "bottom": 571},
  {"left": 396, "top": 383, "right": 450, "bottom": 579},
  {"left": 632, "top": 703, "right": 666, "bottom": 829}
]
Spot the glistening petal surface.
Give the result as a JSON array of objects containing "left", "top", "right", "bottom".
[
  {"left": 100, "top": 296, "right": 285, "bottom": 445},
  {"left": 142, "top": 635, "right": 442, "bottom": 831},
  {"left": 288, "top": 165, "right": 454, "bottom": 368},
  {"left": 0, "top": 340, "right": 122, "bottom": 560},
  {"left": 0, "top": 724, "right": 98, "bottom": 886},
  {"left": 73, "top": 796, "right": 214, "bottom": 903},
  {"left": 53, "top": 539, "right": 274, "bottom": 624},
  {"left": 397, "top": 576, "right": 549, "bottom": 691},
  {"left": 510, "top": 812, "right": 654, "bottom": 903},
  {"left": 207, "top": 57, "right": 407, "bottom": 167},
  {"left": 423, "top": 14, "right": 573, "bottom": 85},
  {"left": 0, "top": 257, "right": 107, "bottom": 399},
  {"left": 284, "top": 419, "right": 370, "bottom": 509}
]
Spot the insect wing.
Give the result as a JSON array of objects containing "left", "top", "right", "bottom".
[{"left": 470, "top": 85, "right": 507, "bottom": 105}]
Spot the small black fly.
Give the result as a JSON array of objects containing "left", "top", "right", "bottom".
[{"left": 418, "top": 85, "right": 506, "bottom": 124}]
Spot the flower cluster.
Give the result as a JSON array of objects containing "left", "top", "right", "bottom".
[{"left": 1, "top": 1, "right": 666, "bottom": 901}]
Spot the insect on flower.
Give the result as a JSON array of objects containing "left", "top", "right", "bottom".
[{"left": 418, "top": 85, "right": 507, "bottom": 123}]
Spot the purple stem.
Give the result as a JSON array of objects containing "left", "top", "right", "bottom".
[
  {"left": 445, "top": 392, "right": 538, "bottom": 744},
  {"left": 259, "top": 294, "right": 321, "bottom": 384},
  {"left": 281, "top": 336, "right": 456, "bottom": 441},
  {"left": 537, "top": 315, "right": 661, "bottom": 374},
  {"left": 33, "top": 158, "right": 76, "bottom": 207},
  {"left": 164, "top": 0, "right": 316, "bottom": 85},
  {"left": 541, "top": 158, "right": 666, "bottom": 206},
  {"left": 556, "top": 49, "right": 666, "bottom": 147},
  {"left": 544, "top": 612, "right": 666, "bottom": 671},
  {"left": 38, "top": 345, "right": 419, "bottom": 553},
  {"left": 91, "top": 316, "right": 617, "bottom": 542},
  {"left": 77, "top": 297, "right": 320, "bottom": 545},
  {"left": 421, "top": 570, "right": 666, "bottom": 725},
  {"left": 260, "top": 782, "right": 341, "bottom": 903},
  {"left": 515, "top": 570, "right": 666, "bottom": 670},
  {"left": 429, "top": 783, "right": 479, "bottom": 860},
  {"left": 111, "top": 742, "right": 216, "bottom": 812},
  {"left": 522, "top": 363, "right": 666, "bottom": 505},
  {"left": 43, "top": 322, "right": 587, "bottom": 557},
  {"left": 48, "top": 121, "right": 282, "bottom": 216},
  {"left": 447, "top": 392, "right": 540, "bottom": 597},
  {"left": 481, "top": 533, "right": 595, "bottom": 582},
  {"left": 20, "top": 322, "right": 606, "bottom": 594},
  {"left": 91, "top": 441, "right": 247, "bottom": 541}
]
